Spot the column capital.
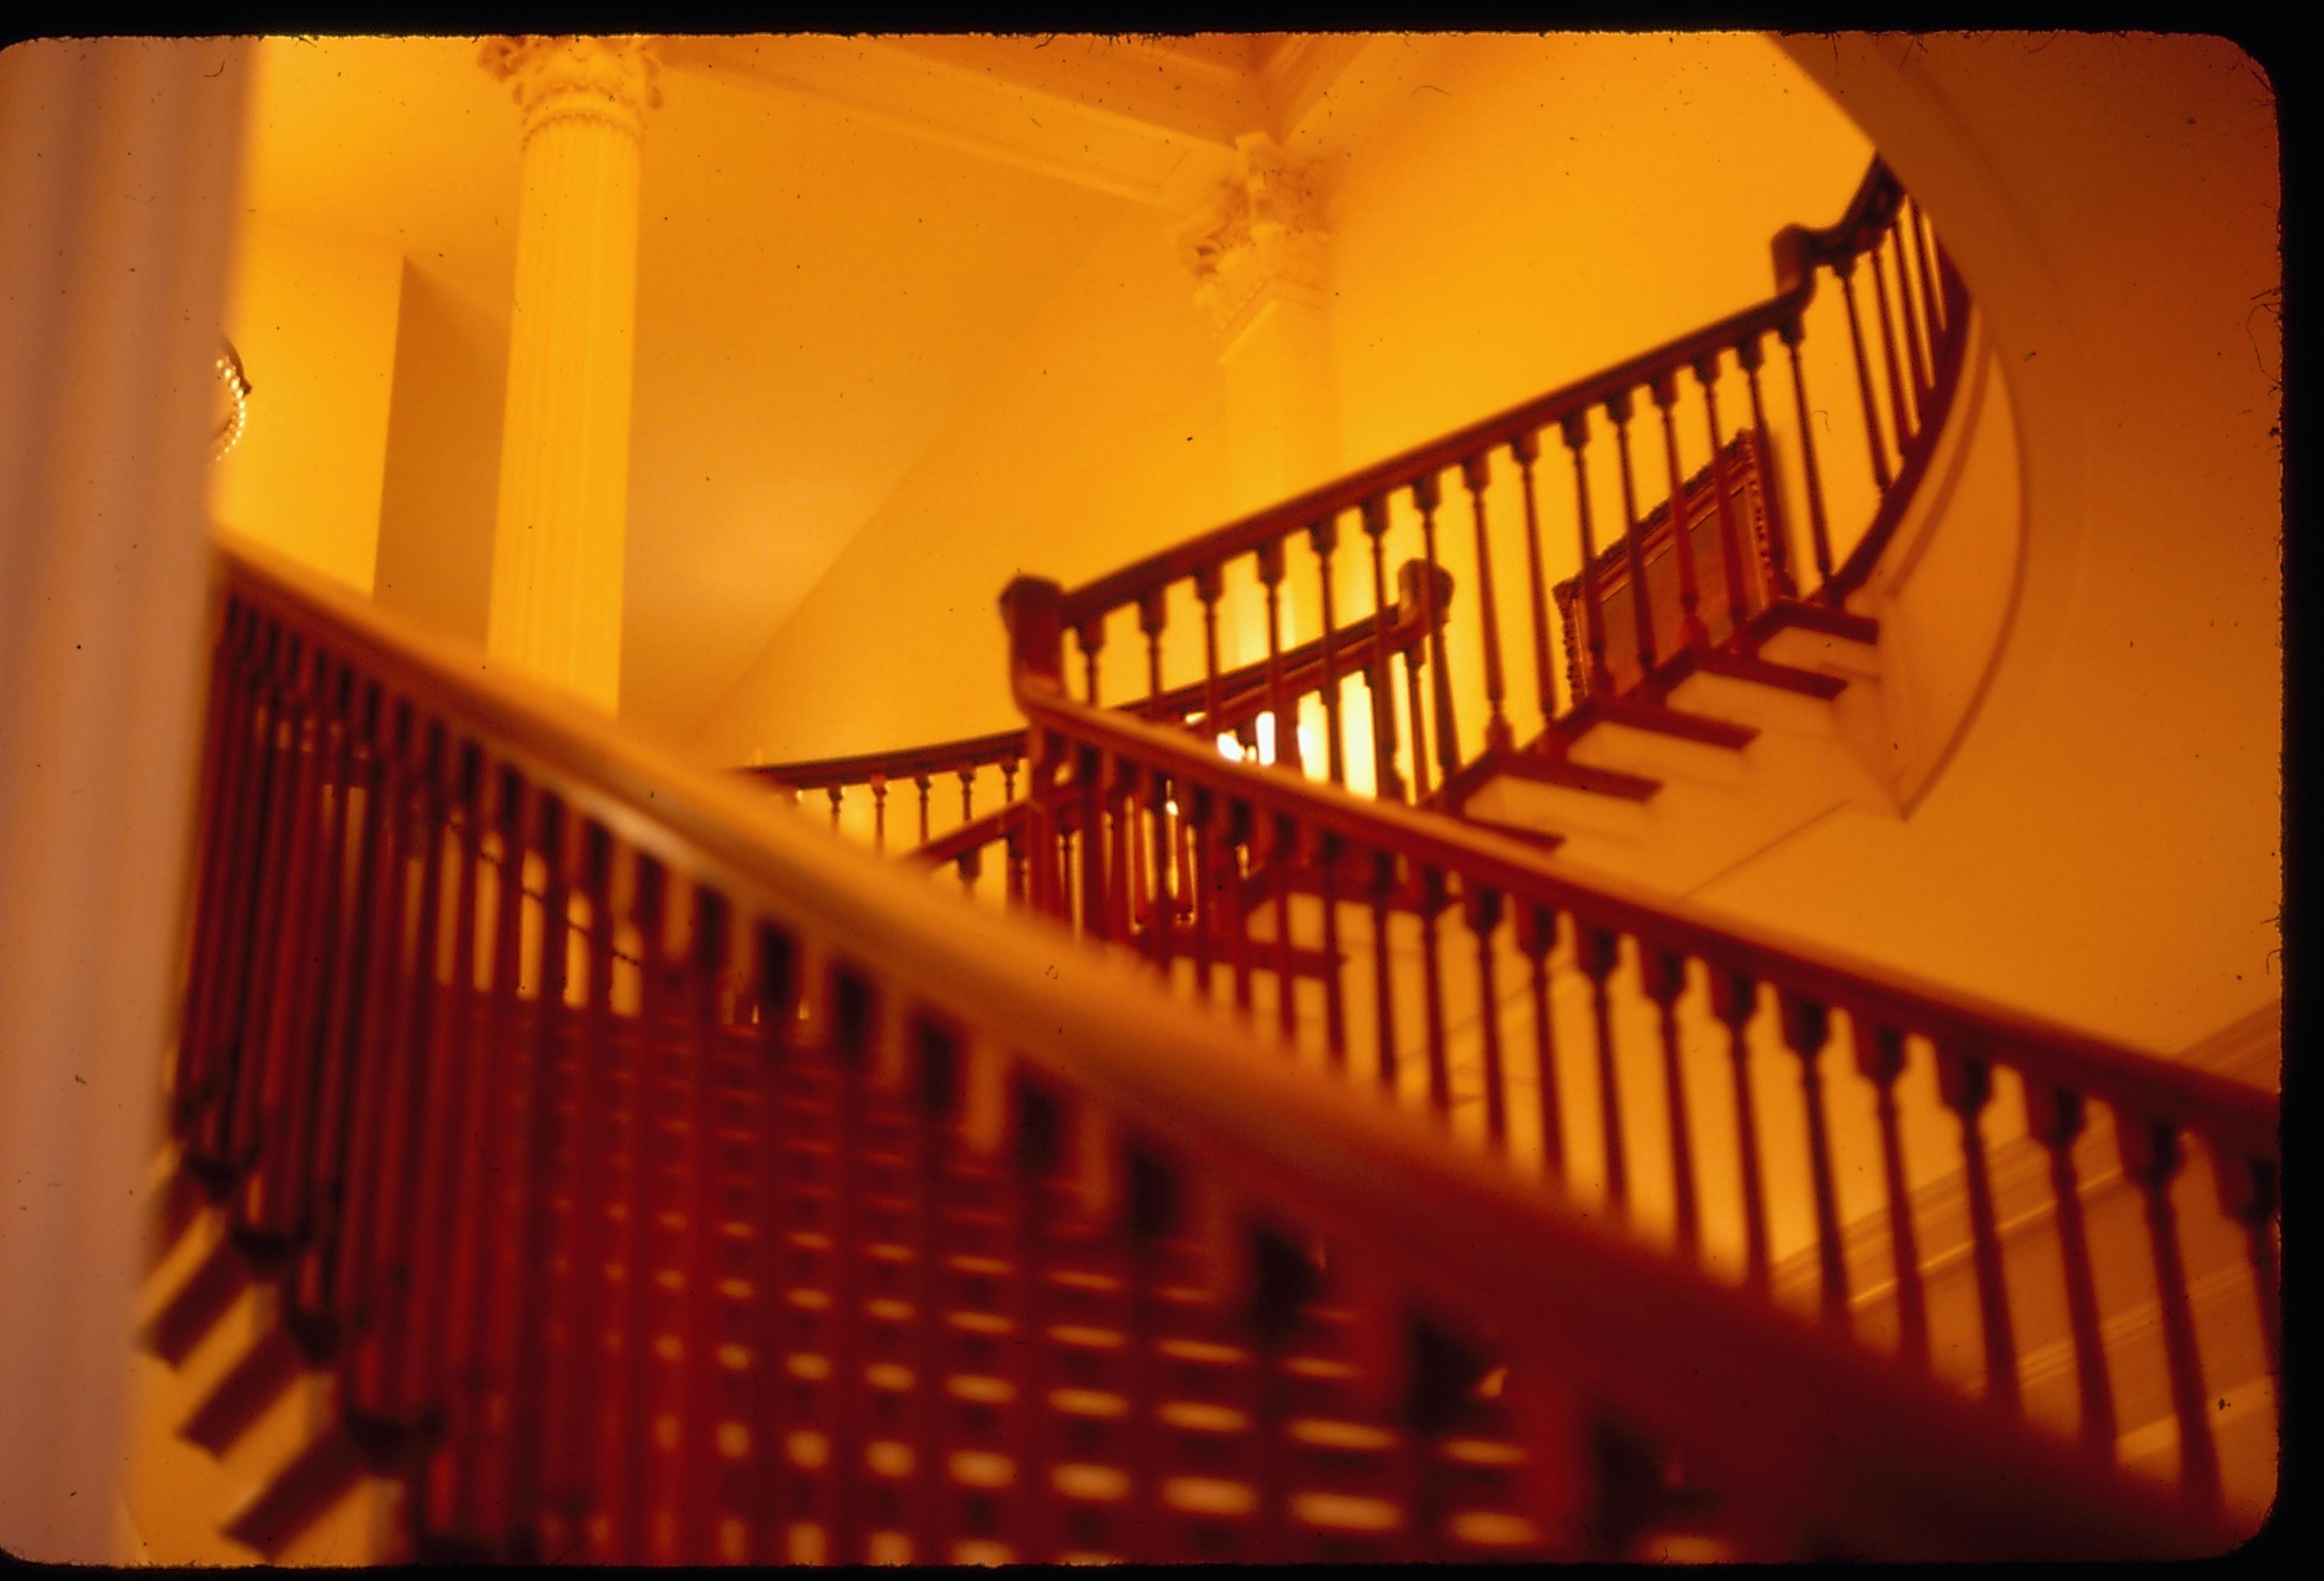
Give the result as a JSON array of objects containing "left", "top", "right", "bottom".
[
  {"left": 480, "top": 35, "right": 662, "bottom": 144},
  {"left": 1169, "top": 132, "right": 1329, "bottom": 333}
]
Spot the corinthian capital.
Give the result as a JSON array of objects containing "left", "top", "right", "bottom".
[
  {"left": 480, "top": 35, "right": 662, "bottom": 142},
  {"left": 1168, "top": 132, "right": 1329, "bottom": 332}
]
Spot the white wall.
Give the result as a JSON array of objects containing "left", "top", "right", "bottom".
[{"left": 209, "top": 212, "right": 404, "bottom": 593}]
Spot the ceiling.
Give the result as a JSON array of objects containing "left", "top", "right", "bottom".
[{"left": 233, "top": 34, "right": 1385, "bottom": 749}]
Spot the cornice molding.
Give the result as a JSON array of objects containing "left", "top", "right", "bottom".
[
  {"left": 1169, "top": 132, "right": 1329, "bottom": 334},
  {"left": 481, "top": 35, "right": 663, "bottom": 146}
]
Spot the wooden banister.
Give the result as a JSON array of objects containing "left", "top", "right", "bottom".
[{"left": 176, "top": 537, "right": 2231, "bottom": 1562}]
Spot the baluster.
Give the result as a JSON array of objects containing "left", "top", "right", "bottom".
[
  {"left": 2024, "top": 1084, "right": 2114, "bottom": 1456},
  {"left": 1059, "top": 824, "right": 1078, "bottom": 934},
  {"left": 240, "top": 647, "right": 340, "bottom": 1237},
  {"left": 611, "top": 854, "right": 668, "bottom": 1563},
  {"left": 1185, "top": 786, "right": 1218, "bottom": 999},
  {"left": 231, "top": 639, "right": 328, "bottom": 1196},
  {"left": 871, "top": 772, "right": 889, "bottom": 856},
  {"left": 1173, "top": 790, "right": 1197, "bottom": 926},
  {"left": 1466, "top": 886, "right": 1509, "bottom": 1150},
  {"left": 1121, "top": 1147, "right": 1175, "bottom": 1561},
  {"left": 541, "top": 820, "right": 618, "bottom": 1549},
  {"left": 1510, "top": 431, "right": 1558, "bottom": 732},
  {"left": 2211, "top": 1152, "right": 2281, "bottom": 1386},
  {"left": 1225, "top": 800, "right": 1255, "bottom": 1012},
  {"left": 1009, "top": 1077, "right": 1064, "bottom": 1560},
  {"left": 1257, "top": 537, "right": 1301, "bottom": 773},
  {"left": 1249, "top": 1223, "right": 1325, "bottom": 1560},
  {"left": 1417, "top": 867, "right": 1451, "bottom": 1121},
  {"left": 1309, "top": 517, "right": 1347, "bottom": 785},
  {"left": 1400, "top": 582, "right": 1434, "bottom": 803},
  {"left": 1002, "top": 759, "right": 1025, "bottom": 906},
  {"left": 1027, "top": 734, "right": 1062, "bottom": 918},
  {"left": 1079, "top": 744, "right": 1107, "bottom": 943},
  {"left": 1888, "top": 220, "right": 1934, "bottom": 405},
  {"left": 197, "top": 623, "right": 295, "bottom": 1176},
  {"left": 1833, "top": 256, "right": 1893, "bottom": 491},
  {"left": 2119, "top": 1117, "right": 2223, "bottom": 1511},
  {"left": 1369, "top": 850, "right": 1401, "bottom": 1099},
  {"left": 430, "top": 764, "right": 528, "bottom": 1547},
  {"left": 1107, "top": 754, "right": 1137, "bottom": 946},
  {"left": 1575, "top": 927, "right": 1628, "bottom": 1212},
  {"left": 1359, "top": 497, "right": 1406, "bottom": 800},
  {"left": 1606, "top": 390, "right": 1658, "bottom": 683},
  {"left": 353, "top": 714, "right": 453, "bottom": 1437},
  {"left": 509, "top": 794, "right": 576, "bottom": 1555},
  {"left": 1640, "top": 950, "right": 1701, "bottom": 1257},
  {"left": 916, "top": 774, "right": 934, "bottom": 847},
  {"left": 1514, "top": 904, "right": 1564, "bottom": 1185},
  {"left": 907, "top": 1025, "right": 958, "bottom": 1563},
  {"left": 1076, "top": 616, "right": 1104, "bottom": 706},
  {"left": 1708, "top": 969, "right": 1771, "bottom": 1295},
  {"left": 1400, "top": 1317, "right": 1489, "bottom": 1559},
  {"left": 1935, "top": 1048, "right": 2019, "bottom": 1412},
  {"left": 675, "top": 888, "right": 730, "bottom": 1562},
  {"left": 747, "top": 924, "right": 799, "bottom": 1564},
  {"left": 1271, "top": 810, "right": 1298, "bottom": 1041},
  {"left": 1868, "top": 239, "right": 1916, "bottom": 449},
  {"left": 1776, "top": 317, "right": 1841, "bottom": 601},
  {"left": 403, "top": 737, "right": 484, "bottom": 1538},
  {"left": 1144, "top": 768, "right": 1174, "bottom": 974},
  {"left": 324, "top": 696, "right": 419, "bottom": 1344},
  {"left": 958, "top": 765, "right": 976, "bottom": 826},
  {"left": 1561, "top": 412, "right": 1615, "bottom": 701},
  {"left": 1459, "top": 453, "right": 1515, "bottom": 751},
  {"left": 1412, "top": 474, "right": 1461, "bottom": 784},
  {"left": 821, "top": 968, "right": 878, "bottom": 1563},
  {"left": 1854, "top": 1024, "right": 1930, "bottom": 1372},
  {"left": 1316, "top": 831, "right": 1347, "bottom": 1067},
  {"left": 1650, "top": 375, "right": 1711, "bottom": 653},
  {"left": 176, "top": 602, "right": 255, "bottom": 1133},
  {"left": 1780, "top": 994, "right": 1848, "bottom": 1332},
  {"left": 1195, "top": 563, "right": 1225, "bottom": 734},
  {"left": 1737, "top": 334, "right": 1796, "bottom": 599},
  {"left": 1692, "top": 355, "right": 1750, "bottom": 644},
  {"left": 827, "top": 785, "right": 843, "bottom": 836},
  {"left": 276, "top": 657, "right": 361, "bottom": 1250}
]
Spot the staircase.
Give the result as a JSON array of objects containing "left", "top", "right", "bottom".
[{"left": 132, "top": 156, "right": 2276, "bottom": 1562}]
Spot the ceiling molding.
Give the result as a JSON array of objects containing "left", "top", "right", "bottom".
[{"left": 655, "top": 34, "right": 1281, "bottom": 210}]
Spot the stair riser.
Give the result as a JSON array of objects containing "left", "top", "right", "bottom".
[
  {"left": 1664, "top": 671, "right": 1842, "bottom": 742},
  {"left": 1756, "top": 625, "right": 1883, "bottom": 683}
]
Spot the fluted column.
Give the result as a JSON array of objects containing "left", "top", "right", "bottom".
[
  {"left": 0, "top": 39, "right": 248, "bottom": 1562},
  {"left": 480, "top": 35, "right": 659, "bottom": 712}
]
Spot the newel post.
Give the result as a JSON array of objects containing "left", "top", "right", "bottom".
[{"left": 1001, "top": 577, "right": 1070, "bottom": 916}]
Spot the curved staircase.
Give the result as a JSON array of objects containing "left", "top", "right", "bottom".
[{"left": 130, "top": 157, "right": 2277, "bottom": 1562}]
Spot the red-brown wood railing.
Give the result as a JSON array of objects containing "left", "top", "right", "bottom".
[
  {"left": 1051, "top": 158, "right": 1967, "bottom": 808},
  {"left": 745, "top": 560, "right": 1453, "bottom": 905},
  {"left": 1003, "top": 579, "right": 2278, "bottom": 1524},
  {"left": 165, "top": 534, "right": 2236, "bottom": 1562}
]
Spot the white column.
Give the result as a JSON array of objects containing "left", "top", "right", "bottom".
[
  {"left": 480, "top": 35, "right": 659, "bottom": 713},
  {"left": 1172, "top": 134, "right": 1345, "bottom": 774},
  {"left": 0, "top": 38, "right": 249, "bottom": 1562}
]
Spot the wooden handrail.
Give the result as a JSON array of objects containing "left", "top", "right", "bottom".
[
  {"left": 1011, "top": 664, "right": 2278, "bottom": 1162},
  {"left": 744, "top": 560, "right": 1449, "bottom": 792},
  {"left": 1055, "top": 162, "right": 1916, "bottom": 632},
  {"left": 183, "top": 532, "right": 2233, "bottom": 1560}
]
